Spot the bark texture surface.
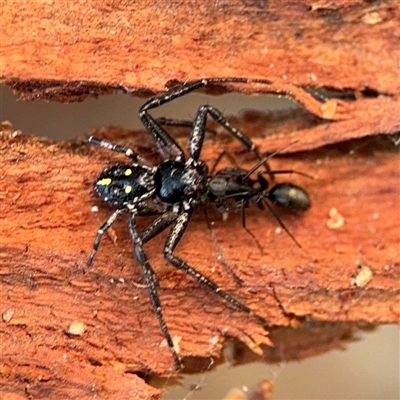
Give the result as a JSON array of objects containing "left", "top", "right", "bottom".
[{"left": 1, "top": 1, "right": 399, "bottom": 399}]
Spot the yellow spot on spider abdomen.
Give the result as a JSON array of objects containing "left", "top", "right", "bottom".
[
  {"left": 125, "top": 169, "right": 132, "bottom": 176},
  {"left": 125, "top": 185, "right": 132, "bottom": 194},
  {"left": 97, "top": 178, "right": 112, "bottom": 186}
]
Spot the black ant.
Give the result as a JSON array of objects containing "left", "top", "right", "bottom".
[
  {"left": 86, "top": 78, "right": 311, "bottom": 369},
  {"left": 207, "top": 150, "right": 310, "bottom": 247}
]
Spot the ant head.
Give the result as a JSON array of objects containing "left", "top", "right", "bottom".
[{"left": 256, "top": 172, "right": 269, "bottom": 190}]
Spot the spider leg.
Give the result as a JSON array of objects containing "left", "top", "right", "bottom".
[
  {"left": 140, "top": 80, "right": 209, "bottom": 114},
  {"left": 140, "top": 78, "right": 272, "bottom": 116},
  {"left": 140, "top": 210, "right": 178, "bottom": 244},
  {"left": 135, "top": 201, "right": 167, "bottom": 216},
  {"left": 139, "top": 108, "right": 185, "bottom": 162},
  {"left": 128, "top": 212, "right": 182, "bottom": 370},
  {"left": 189, "top": 104, "right": 267, "bottom": 168},
  {"left": 155, "top": 117, "right": 217, "bottom": 135},
  {"left": 203, "top": 207, "right": 244, "bottom": 286},
  {"left": 86, "top": 136, "right": 148, "bottom": 164},
  {"left": 163, "top": 207, "right": 269, "bottom": 328},
  {"left": 140, "top": 79, "right": 273, "bottom": 177},
  {"left": 87, "top": 208, "right": 125, "bottom": 267}
]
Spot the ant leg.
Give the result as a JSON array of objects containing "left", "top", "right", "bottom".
[
  {"left": 128, "top": 213, "right": 182, "bottom": 370},
  {"left": 163, "top": 207, "right": 269, "bottom": 328},
  {"left": 262, "top": 200, "right": 304, "bottom": 250},
  {"left": 87, "top": 208, "right": 125, "bottom": 267}
]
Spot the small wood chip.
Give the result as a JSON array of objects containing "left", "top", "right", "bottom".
[
  {"left": 327, "top": 207, "right": 345, "bottom": 229},
  {"left": 67, "top": 320, "right": 86, "bottom": 336},
  {"left": 2, "top": 308, "right": 14, "bottom": 323},
  {"left": 352, "top": 264, "right": 374, "bottom": 287}
]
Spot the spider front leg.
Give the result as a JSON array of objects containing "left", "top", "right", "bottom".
[
  {"left": 138, "top": 80, "right": 210, "bottom": 160},
  {"left": 188, "top": 104, "right": 267, "bottom": 169},
  {"left": 163, "top": 207, "right": 269, "bottom": 328},
  {"left": 155, "top": 117, "right": 218, "bottom": 135},
  {"left": 128, "top": 212, "right": 182, "bottom": 370},
  {"left": 139, "top": 79, "right": 273, "bottom": 178}
]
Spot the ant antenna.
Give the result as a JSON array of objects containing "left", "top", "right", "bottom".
[
  {"left": 244, "top": 141, "right": 299, "bottom": 180},
  {"left": 260, "top": 169, "right": 315, "bottom": 179}
]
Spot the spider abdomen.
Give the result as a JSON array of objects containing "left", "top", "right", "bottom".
[{"left": 94, "top": 163, "right": 156, "bottom": 207}]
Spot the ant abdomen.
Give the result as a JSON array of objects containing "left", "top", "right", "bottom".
[{"left": 267, "top": 182, "right": 311, "bottom": 211}]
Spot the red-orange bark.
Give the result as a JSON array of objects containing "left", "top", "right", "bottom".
[
  {"left": 1, "top": 118, "right": 399, "bottom": 398},
  {"left": 1, "top": 1, "right": 399, "bottom": 399}
]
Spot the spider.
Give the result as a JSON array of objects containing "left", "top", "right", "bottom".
[{"left": 86, "top": 78, "right": 311, "bottom": 369}]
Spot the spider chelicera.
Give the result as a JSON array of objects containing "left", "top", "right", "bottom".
[{"left": 85, "top": 78, "right": 311, "bottom": 369}]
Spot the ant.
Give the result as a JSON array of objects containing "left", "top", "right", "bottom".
[
  {"left": 207, "top": 149, "right": 310, "bottom": 247},
  {"left": 86, "top": 78, "right": 311, "bottom": 369}
]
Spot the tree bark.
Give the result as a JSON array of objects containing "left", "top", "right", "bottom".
[{"left": 1, "top": 1, "right": 399, "bottom": 399}]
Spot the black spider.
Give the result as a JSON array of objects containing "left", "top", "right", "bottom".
[{"left": 85, "top": 78, "right": 311, "bottom": 369}]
